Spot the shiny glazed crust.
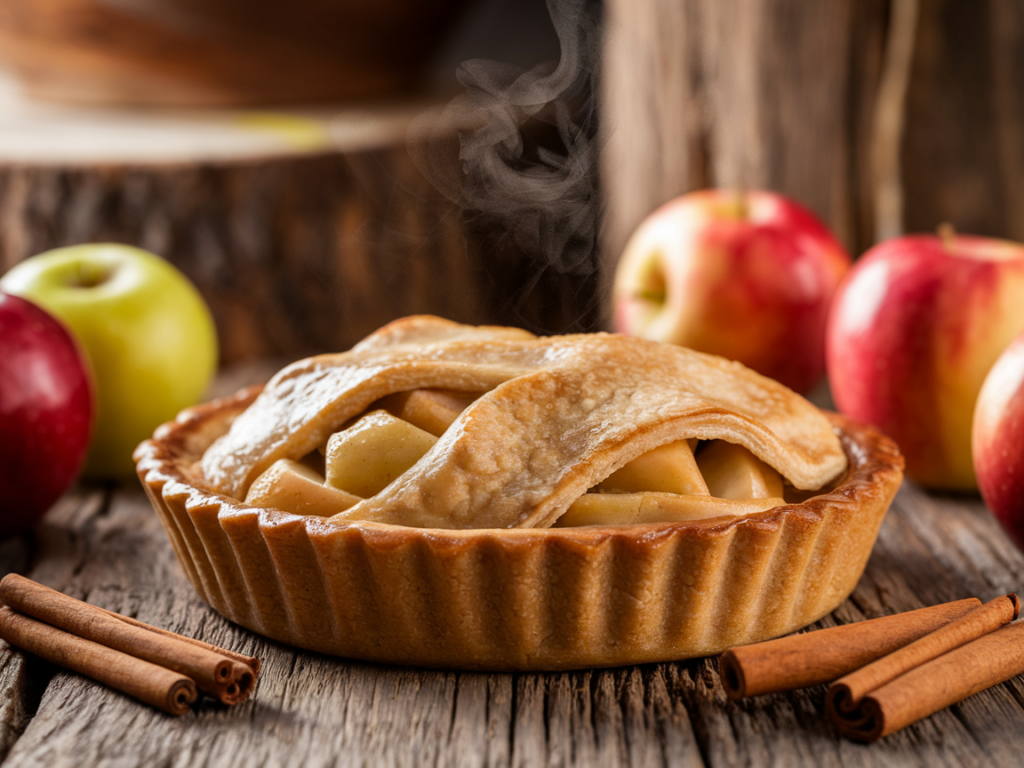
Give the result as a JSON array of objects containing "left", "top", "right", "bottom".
[{"left": 135, "top": 386, "right": 904, "bottom": 671}]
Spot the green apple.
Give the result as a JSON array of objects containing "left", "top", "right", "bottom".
[{"left": 1, "top": 244, "right": 217, "bottom": 477}]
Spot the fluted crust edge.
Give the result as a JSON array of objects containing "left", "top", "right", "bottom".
[{"left": 135, "top": 386, "right": 903, "bottom": 671}]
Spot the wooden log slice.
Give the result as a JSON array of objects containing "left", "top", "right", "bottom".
[{"left": 0, "top": 84, "right": 599, "bottom": 363}]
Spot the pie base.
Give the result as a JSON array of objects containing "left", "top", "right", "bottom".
[{"left": 135, "top": 386, "right": 903, "bottom": 671}]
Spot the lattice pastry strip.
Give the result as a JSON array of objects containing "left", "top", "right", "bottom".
[{"left": 243, "top": 388, "right": 791, "bottom": 526}]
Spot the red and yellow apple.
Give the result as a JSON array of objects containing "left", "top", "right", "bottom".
[
  {"left": 613, "top": 189, "right": 850, "bottom": 394},
  {"left": 828, "top": 231, "right": 1024, "bottom": 490},
  {"left": 0, "top": 292, "right": 93, "bottom": 529},
  {"left": 1, "top": 244, "right": 218, "bottom": 478},
  {"left": 973, "top": 333, "right": 1024, "bottom": 547}
]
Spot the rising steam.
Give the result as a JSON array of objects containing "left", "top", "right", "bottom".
[{"left": 409, "top": 0, "right": 602, "bottom": 332}]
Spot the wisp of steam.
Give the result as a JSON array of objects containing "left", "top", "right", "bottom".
[{"left": 409, "top": 0, "right": 602, "bottom": 333}]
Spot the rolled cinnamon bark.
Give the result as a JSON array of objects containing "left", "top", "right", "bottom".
[
  {"left": 0, "top": 606, "right": 196, "bottom": 715},
  {"left": 102, "top": 607, "right": 261, "bottom": 677},
  {"left": 0, "top": 575, "right": 255, "bottom": 704},
  {"left": 827, "top": 594, "right": 1019, "bottom": 721},
  {"left": 719, "top": 598, "right": 981, "bottom": 699},
  {"left": 828, "top": 619, "right": 1024, "bottom": 742}
]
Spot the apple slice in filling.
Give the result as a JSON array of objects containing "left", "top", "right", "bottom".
[
  {"left": 696, "top": 440, "right": 784, "bottom": 500},
  {"left": 243, "top": 394, "right": 455, "bottom": 517},
  {"left": 557, "top": 493, "right": 786, "bottom": 527},
  {"left": 325, "top": 409, "right": 438, "bottom": 497},
  {"left": 598, "top": 438, "right": 707, "bottom": 495},
  {"left": 558, "top": 440, "right": 787, "bottom": 526},
  {"left": 245, "top": 459, "right": 361, "bottom": 517},
  {"left": 378, "top": 389, "right": 479, "bottom": 437},
  {"left": 242, "top": 392, "right": 790, "bottom": 527}
]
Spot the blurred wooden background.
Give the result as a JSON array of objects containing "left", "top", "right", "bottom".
[
  {"left": 602, "top": 0, "right": 1024, "bottom": 263},
  {"left": 1, "top": 0, "right": 1022, "bottom": 362},
  {"left": 0, "top": 0, "right": 471, "bottom": 105}
]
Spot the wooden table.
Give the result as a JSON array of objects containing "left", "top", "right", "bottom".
[{"left": 1, "top": 369, "right": 1023, "bottom": 766}]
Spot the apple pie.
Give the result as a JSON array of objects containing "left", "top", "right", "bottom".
[{"left": 135, "top": 316, "right": 903, "bottom": 670}]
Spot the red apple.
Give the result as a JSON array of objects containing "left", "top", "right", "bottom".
[
  {"left": 613, "top": 189, "right": 851, "bottom": 394},
  {"left": 1, "top": 244, "right": 218, "bottom": 477},
  {"left": 828, "top": 231, "right": 1024, "bottom": 490},
  {"left": 0, "top": 292, "right": 93, "bottom": 530},
  {"left": 973, "top": 333, "right": 1024, "bottom": 547}
]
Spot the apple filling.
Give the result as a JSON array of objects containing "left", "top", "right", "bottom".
[
  {"left": 243, "top": 387, "right": 798, "bottom": 526},
  {"left": 556, "top": 438, "right": 786, "bottom": 526}
]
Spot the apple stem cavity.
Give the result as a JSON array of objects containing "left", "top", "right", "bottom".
[
  {"left": 937, "top": 222, "right": 957, "bottom": 251},
  {"left": 633, "top": 257, "right": 667, "bottom": 307},
  {"left": 733, "top": 187, "right": 749, "bottom": 220},
  {"left": 72, "top": 261, "right": 115, "bottom": 289}
]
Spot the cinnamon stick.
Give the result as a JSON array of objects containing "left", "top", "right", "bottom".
[
  {"left": 101, "top": 607, "right": 261, "bottom": 677},
  {"left": 827, "top": 618, "right": 1024, "bottom": 742},
  {"left": 719, "top": 598, "right": 981, "bottom": 699},
  {"left": 0, "top": 606, "right": 196, "bottom": 716},
  {"left": 0, "top": 575, "right": 256, "bottom": 704},
  {"left": 827, "top": 594, "right": 1019, "bottom": 723}
]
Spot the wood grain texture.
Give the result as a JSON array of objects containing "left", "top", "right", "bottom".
[
  {"left": 0, "top": 533, "right": 33, "bottom": 761},
  {"left": 902, "top": 0, "right": 1024, "bottom": 242},
  {"left": 0, "top": 471, "right": 1022, "bottom": 764},
  {"left": 0, "top": 146, "right": 490, "bottom": 365},
  {"left": 0, "top": 368, "right": 1020, "bottom": 765},
  {"left": 601, "top": 0, "right": 1024, "bottom": 275},
  {"left": 599, "top": 0, "right": 706, "bottom": 283},
  {"left": 0, "top": 92, "right": 605, "bottom": 359},
  {"left": 600, "top": 0, "right": 889, "bottom": 267}
]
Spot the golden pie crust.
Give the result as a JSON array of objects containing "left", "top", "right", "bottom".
[
  {"left": 201, "top": 316, "right": 848, "bottom": 528},
  {"left": 135, "top": 318, "right": 904, "bottom": 670}
]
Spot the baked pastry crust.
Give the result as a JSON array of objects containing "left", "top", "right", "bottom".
[
  {"left": 201, "top": 316, "right": 848, "bottom": 529},
  {"left": 135, "top": 318, "right": 904, "bottom": 670}
]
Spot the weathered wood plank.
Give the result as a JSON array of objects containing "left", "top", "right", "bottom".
[
  {"left": 902, "top": 0, "right": 1024, "bottom": 242},
  {"left": 3, "top": 464, "right": 1024, "bottom": 765},
  {"left": 600, "top": 0, "right": 889, "bottom": 269},
  {"left": 0, "top": 528, "right": 33, "bottom": 762},
  {"left": 0, "top": 143, "right": 497, "bottom": 365},
  {"left": 0, "top": 489, "right": 713, "bottom": 767}
]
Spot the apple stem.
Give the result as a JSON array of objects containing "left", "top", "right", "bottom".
[
  {"left": 733, "top": 186, "right": 748, "bottom": 220},
  {"left": 632, "top": 259, "right": 667, "bottom": 306},
  {"left": 937, "top": 222, "right": 956, "bottom": 250},
  {"left": 633, "top": 290, "right": 664, "bottom": 302}
]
